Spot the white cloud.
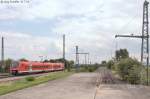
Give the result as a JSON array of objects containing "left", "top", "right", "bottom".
[
  {"left": 0, "top": 0, "right": 146, "bottom": 63},
  {"left": 0, "top": 32, "right": 63, "bottom": 60},
  {"left": 0, "top": 0, "right": 104, "bottom": 20}
]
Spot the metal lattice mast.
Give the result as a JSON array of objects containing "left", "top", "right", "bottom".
[
  {"left": 1, "top": 37, "right": 4, "bottom": 72},
  {"left": 63, "top": 34, "right": 65, "bottom": 60},
  {"left": 116, "top": 0, "right": 149, "bottom": 64},
  {"left": 141, "top": 0, "right": 149, "bottom": 66},
  {"left": 115, "top": 0, "right": 149, "bottom": 85},
  {"left": 142, "top": 0, "right": 149, "bottom": 85},
  {"left": 75, "top": 46, "right": 79, "bottom": 72},
  {"left": 63, "top": 34, "right": 66, "bottom": 70},
  {"left": 75, "top": 46, "right": 90, "bottom": 72}
]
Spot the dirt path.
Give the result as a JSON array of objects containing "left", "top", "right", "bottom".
[
  {"left": 0, "top": 73, "right": 98, "bottom": 99},
  {"left": 95, "top": 84, "right": 150, "bottom": 99},
  {"left": 0, "top": 68, "right": 150, "bottom": 99}
]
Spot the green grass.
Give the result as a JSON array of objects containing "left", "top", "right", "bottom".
[{"left": 0, "top": 71, "right": 73, "bottom": 95}]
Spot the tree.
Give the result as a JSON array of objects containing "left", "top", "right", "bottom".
[
  {"left": 115, "top": 49, "right": 129, "bottom": 61},
  {"left": 0, "top": 59, "right": 13, "bottom": 73},
  {"left": 5, "top": 59, "right": 13, "bottom": 73},
  {"left": 116, "top": 58, "right": 142, "bottom": 84},
  {"left": 101, "top": 60, "right": 106, "bottom": 65},
  {"left": 65, "top": 60, "right": 74, "bottom": 72},
  {"left": 106, "top": 60, "right": 114, "bottom": 69}
]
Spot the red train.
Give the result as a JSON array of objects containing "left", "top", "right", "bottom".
[{"left": 10, "top": 61, "right": 64, "bottom": 75}]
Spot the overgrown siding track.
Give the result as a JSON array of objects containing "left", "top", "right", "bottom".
[
  {"left": 0, "top": 73, "right": 11, "bottom": 79},
  {"left": 94, "top": 67, "right": 150, "bottom": 99},
  {"left": 96, "top": 67, "right": 115, "bottom": 85},
  {"left": 94, "top": 67, "right": 116, "bottom": 99}
]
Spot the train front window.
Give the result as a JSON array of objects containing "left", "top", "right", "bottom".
[{"left": 12, "top": 61, "right": 19, "bottom": 68}]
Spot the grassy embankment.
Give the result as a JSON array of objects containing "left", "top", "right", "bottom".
[{"left": 0, "top": 71, "right": 73, "bottom": 95}]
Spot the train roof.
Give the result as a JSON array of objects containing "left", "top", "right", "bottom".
[{"left": 19, "top": 61, "right": 63, "bottom": 64}]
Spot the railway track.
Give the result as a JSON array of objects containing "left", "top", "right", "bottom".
[
  {"left": 94, "top": 67, "right": 115, "bottom": 99},
  {"left": 0, "top": 73, "right": 12, "bottom": 79}
]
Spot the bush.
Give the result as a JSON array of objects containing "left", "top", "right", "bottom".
[
  {"left": 25, "top": 76, "right": 35, "bottom": 81},
  {"left": 116, "top": 58, "right": 142, "bottom": 84},
  {"left": 78, "top": 64, "right": 99, "bottom": 72},
  {"left": 88, "top": 65, "right": 99, "bottom": 72},
  {"left": 106, "top": 60, "right": 114, "bottom": 69},
  {"left": 88, "top": 67, "right": 94, "bottom": 72}
]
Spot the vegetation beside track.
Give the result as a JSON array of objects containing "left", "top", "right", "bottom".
[
  {"left": 0, "top": 71, "right": 73, "bottom": 95},
  {"left": 104, "top": 48, "right": 150, "bottom": 85},
  {"left": 75, "top": 64, "right": 101, "bottom": 72},
  {"left": 140, "top": 68, "right": 150, "bottom": 85}
]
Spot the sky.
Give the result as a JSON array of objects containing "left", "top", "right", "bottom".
[{"left": 0, "top": 0, "right": 147, "bottom": 63}]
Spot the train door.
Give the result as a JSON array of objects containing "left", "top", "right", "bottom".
[{"left": 29, "top": 63, "right": 32, "bottom": 72}]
